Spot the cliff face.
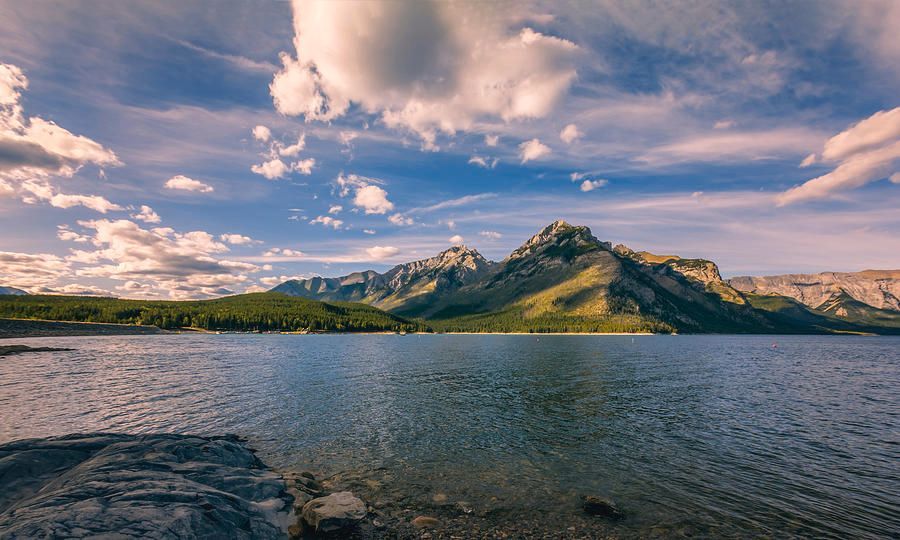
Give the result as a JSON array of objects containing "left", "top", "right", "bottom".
[{"left": 728, "top": 270, "right": 900, "bottom": 312}]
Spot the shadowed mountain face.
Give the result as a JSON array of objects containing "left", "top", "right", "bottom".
[{"left": 271, "top": 221, "right": 900, "bottom": 334}]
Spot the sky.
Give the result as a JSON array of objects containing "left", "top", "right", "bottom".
[{"left": 0, "top": 0, "right": 898, "bottom": 299}]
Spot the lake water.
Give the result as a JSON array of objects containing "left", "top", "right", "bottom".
[{"left": 1, "top": 334, "right": 897, "bottom": 538}]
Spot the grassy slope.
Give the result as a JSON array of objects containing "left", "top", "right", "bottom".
[{"left": 0, "top": 292, "right": 423, "bottom": 333}]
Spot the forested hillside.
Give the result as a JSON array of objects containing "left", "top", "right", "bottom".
[{"left": 0, "top": 293, "right": 423, "bottom": 333}]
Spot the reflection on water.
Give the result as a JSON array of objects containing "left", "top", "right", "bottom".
[{"left": 1, "top": 334, "right": 898, "bottom": 537}]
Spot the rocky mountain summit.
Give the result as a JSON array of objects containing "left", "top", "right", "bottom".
[{"left": 273, "top": 244, "right": 493, "bottom": 313}]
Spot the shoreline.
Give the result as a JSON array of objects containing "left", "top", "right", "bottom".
[
  {"left": 0, "top": 432, "right": 624, "bottom": 539},
  {"left": 2, "top": 318, "right": 889, "bottom": 339}
]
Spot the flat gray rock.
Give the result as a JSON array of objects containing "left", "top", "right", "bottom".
[{"left": 0, "top": 433, "right": 292, "bottom": 539}]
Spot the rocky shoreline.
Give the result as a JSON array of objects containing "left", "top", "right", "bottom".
[{"left": 0, "top": 433, "right": 630, "bottom": 539}]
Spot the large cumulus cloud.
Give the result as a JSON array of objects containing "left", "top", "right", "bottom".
[{"left": 269, "top": 1, "right": 579, "bottom": 149}]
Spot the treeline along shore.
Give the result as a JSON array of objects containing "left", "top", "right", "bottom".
[{"left": 0, "top": 293, "right": 423, "bottom": 335}]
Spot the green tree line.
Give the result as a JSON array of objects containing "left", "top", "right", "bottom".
[{"left": 0, "top": 293, "right": 424, "bottom": 333}]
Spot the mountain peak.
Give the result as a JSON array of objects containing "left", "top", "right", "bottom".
[{"left": 508, "top": 221, "right": 605, "bottom": 261}]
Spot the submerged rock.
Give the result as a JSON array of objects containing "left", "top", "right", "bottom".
[
  {"left": 0, "top": 344, "right": 74, "bottom": 356},
  {"left": 411, "top": 515, "right": 440, "bottom": 528},
  {"left": 0, "top": 433, "right": 292, "bottom": 539},
  {"left": 581, "top": 495, "right": 624, "bottom": 519},
  {"left": 301, "top": 491, "right": 366, "bottom": 533}
]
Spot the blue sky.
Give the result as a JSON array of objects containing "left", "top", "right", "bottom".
[{"left": 0, "top": 0, "right": 898, "bottom": 298}]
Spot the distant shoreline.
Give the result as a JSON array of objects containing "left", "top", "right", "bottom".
[
  {"left": 2, "top": 318, "right": 887, "bottom": 339},
  {"left": 1, "top": 318, "right": 662, "bottom": 339}
]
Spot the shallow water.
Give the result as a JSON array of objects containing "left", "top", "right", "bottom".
[{"left": 1, "top": 334, "right": 898, "bottom": 538}]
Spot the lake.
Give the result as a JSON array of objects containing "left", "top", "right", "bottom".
[{"left": 1, "top": 334, "right": 897, "bottom": 538}]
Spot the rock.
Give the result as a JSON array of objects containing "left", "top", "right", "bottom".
[
  {"left": 297, "top": 475, "right": 323, "bottom": 494},
  {"left": 411, "top": 515, "right": 440, "bottom": 528},
  {"left": 581, "top": 495, "right": 624, "bottom": 519},
  {"left": 301, "top": 491, "right": 366, "bottom": 533},
  {"left": 432, "top": 492, "right": 448, "bottom": 503},
  {"left": 0, "top": 433, "right": 292, "bottom": 539},
  {"left": 0, "top": 344, "right": 74, "bottom": 356},
  {"left": 300, "top": 470, "right": 316, "bottom": 480}
]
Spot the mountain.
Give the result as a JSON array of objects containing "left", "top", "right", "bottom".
[
  {"left": 414, "top": 221, "right": 773, "bottom": 332},
  {"left": 728, "top": 270, "right": 900, "bottom": 312},
  {"left": 271, "top": 220, "right": 900, "bottom": 334},
  {"left": 0, "top": 286, "right": 28, "bottom": 295},
  {"left": 272, "top": 245, "right": 493, "bottom": 313}
]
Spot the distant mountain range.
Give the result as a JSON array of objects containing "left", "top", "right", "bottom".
[
  {"left": 0, "top": 286, "right": 28, "bottom": 296},
  {"left": 273, "top": 220, "right": 900, "bottom": 334}
]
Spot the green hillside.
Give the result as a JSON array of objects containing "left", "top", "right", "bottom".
[{"left": 0, "top": 293, "right": 423, "bottom": 333}]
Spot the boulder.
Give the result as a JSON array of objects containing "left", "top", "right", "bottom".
[
  {"left": 0, "top": 433, "right": 292, "bottom": 539},
  {"left": 301, "top": 491, "right": 366, "bottom": 533},
  {"left": 581, "top": 495, "right": 624, "bottom": 519}
]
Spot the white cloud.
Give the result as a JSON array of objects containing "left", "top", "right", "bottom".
[
  {"left": 777, "top": 108, "right": 900, "bottom": 205},
  {"left": 334, "top": 173, "right": 395, "bottom": 214},
  {"left": 388, "top": 213, "right": 414, "bottom": 226},
  {"left": 570, "top": 172, "right": 585, "bottom": 182},
  {"left": 309, "top": 215, "right": 344, "bottom": 229},
  {"left": 637, "top": 128, "right": 822, "bottom": 165},
  {"left": 0, "top": 250, "right": 70, "bottom": 289},
  {"left": 57, "top": 225, "right": 90, "bottom": 243},
  {"left": 484, "top": 134, "right": 499, "bottom": 147},
  {"left": 270, "top": 2, "right": 578, "bottom": 146},
  {"left": 251, "top": 158, "right": 290, "bottom": 180},
  {"left": 220, "top": 233, "right": 257, "bottom": 245},
  {"left": 34, "top": 284, "right": 115, "bottom": 297},
  {"left": 366, "top": 245, "right": 400, "bottom": 260},
  {"left": 278, "top": 134, "right": 306, "bottom": 157},
  {"left": 328, "top": 204, "right": 343, "bottom": 214},
  {"left": 468, "top": 155, "right": 498, "bottom": 169},
  {"left": 263, "top": 247, "right": 305, "bottom": 257},
  {"left": 0, "top": 63, "right": 123, "bottom": 212},
  {"left": 292, "top": 158, "right": 316, "bottom": 175},
  {"left": 799, "top": 153, "right": 817, "bottom": 168},
  {"left": 714, "top": 120, "right": 735, "bottom": 129},
  {"left": 354, "top": 185, "right": 394, "bottom": 215},
  {"left": 259, "top": 274, "right": 311, "bottom": 287},
  {"left": 448, "top": 234, "right": 464, "bottom": 244},
  {"left": 479, "top": 230, "right": 502, "bottom": 240},
  {"left": 164, "top": 174, "right": 214, "bottom": 193},
  {"left": 580, "top": 179, "right": 608, "bottom": 192},
  {"left": 25, "top": 188, "right": 123, "bottom": 214},
  {"left": 131, "top": 205, "right": 161, "bottom": 223},
  {"left": 821, "top": 107, "right": 900, "bottom": 161},
  {"left": 251, "top": 125, "right": 271, "bottom": 142},
  {"left": 408, "top": 193, "right": 496, "bottom": 214},
  {"left": 55, "top": 219, "right": 261, "bottom": 299},
  {"left": 560, "top": 123, "right": 582, "bottom": 144},
  {"left": 891, "top": 172, "right": 900, "bottom": 184},
  {"left": 519, "top": 138, "right": 551, "bottom": 163},
  {"left": 363, "top": 229, "right": 376, "bottom": 234}
]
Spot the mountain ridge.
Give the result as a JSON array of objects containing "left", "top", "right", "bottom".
[
  {"left": 272, "top": 220, "right": 898, "bottom": 334},
  {"left": 728, "top": 270, "right": 900, "bottom": 312}
]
